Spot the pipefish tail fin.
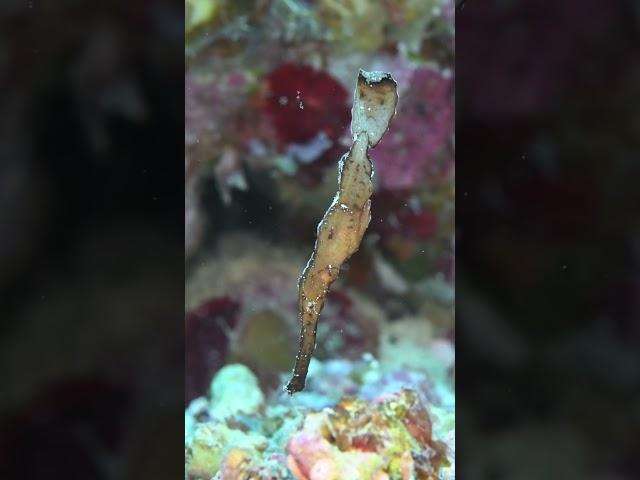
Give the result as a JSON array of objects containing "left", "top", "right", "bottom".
[{"left": 285, "top": 70, "right": 398, "bottom": 394}]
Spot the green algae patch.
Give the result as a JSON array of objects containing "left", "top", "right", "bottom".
[{"left": 187, "top": 422, "right": 268, "bottom": 479}]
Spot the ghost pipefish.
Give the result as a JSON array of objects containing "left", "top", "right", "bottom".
[{"left": 285, "top": 70, "right": 398, "bottom": 394}]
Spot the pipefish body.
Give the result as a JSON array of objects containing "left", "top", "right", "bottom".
[{"left": 286, "top": 70, "right": 398, "bottom": 394}]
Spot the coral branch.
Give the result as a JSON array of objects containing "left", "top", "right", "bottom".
[{"left": 286, "top": 70, "right": 398, "bottom": 394}]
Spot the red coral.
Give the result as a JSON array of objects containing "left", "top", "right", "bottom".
[
  {"left": 185, "top": 297, "right": 240, "bottom": 404},
  {"left": 264, "top": 63, "right": 350, "bottom": 145}
]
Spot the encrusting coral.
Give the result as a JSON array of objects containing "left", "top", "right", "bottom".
[
  {"left": 185, "top": 361, "right": 453, "bottom": 480},
  {"left": 286, "top": 70, "right": 399, "bottom": 394},
  {"left": 287, "top": 389, "right": 449, "bottom": 480}
]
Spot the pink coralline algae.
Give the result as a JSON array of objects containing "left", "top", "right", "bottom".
[
  {"left": 374, "top": 67, "right": 453, "bottom": 191},
  {"left": 185, "top": 74, "right": 219, "bottom": 175},
  {"left": 185, "top": 71, "right": 249, "bottom": 174},
  {"left": 264, "top": 63, "right": 351, "bottom": 145}
]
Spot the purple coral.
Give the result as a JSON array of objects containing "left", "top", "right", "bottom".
[{"left": 374, "top": 67, "right": 453, "bottom": 191}]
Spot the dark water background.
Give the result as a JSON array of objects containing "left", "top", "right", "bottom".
[
  {"left": 0, "top": 1, "right": 185, "bottom": 478},
  {"left": 457, "top": 0, "right": 640, "bottom": 477}
]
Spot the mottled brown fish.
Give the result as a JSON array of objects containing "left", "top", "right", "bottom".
[{"left": 286, "top": 70, "right": 398, "bottom": 394}]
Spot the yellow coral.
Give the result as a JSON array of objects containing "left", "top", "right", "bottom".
[
  {"left": 317, "top": 0, "right": 386, "bottom": 52},
  {"left": 185, "top": 0, "right": 219, "bottom": 33}
]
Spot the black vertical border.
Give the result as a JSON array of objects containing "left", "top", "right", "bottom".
[
  {"left": 0, "top": 1, "right": 185, "bottom": 478},
  {"left": 457, "top": 0, "right": 640, "bottom": 477}
]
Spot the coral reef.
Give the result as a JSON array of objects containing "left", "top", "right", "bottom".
[
  {"left": 287, "top": 389, "right": 448, "bottom": 480},
  {"left": 185, "top": 0, "right": 455, "bottom": 477},
  {"left": 185, "top": 356, "right": 454, "bottom": 480}
]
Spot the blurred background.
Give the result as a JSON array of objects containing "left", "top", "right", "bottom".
[
  {"left": 457, "top": 0, "right": 640, "bottom": 478},
  {"left": 184, "top": 0, "right": 455, "bottom": 478},
  {"left": 0, "top": 1, "right": 184, "bottom": 478}
]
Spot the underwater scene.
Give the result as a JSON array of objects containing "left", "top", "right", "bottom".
[{"left": 185, "top": 1, "right": 455, "bottom": 479}]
